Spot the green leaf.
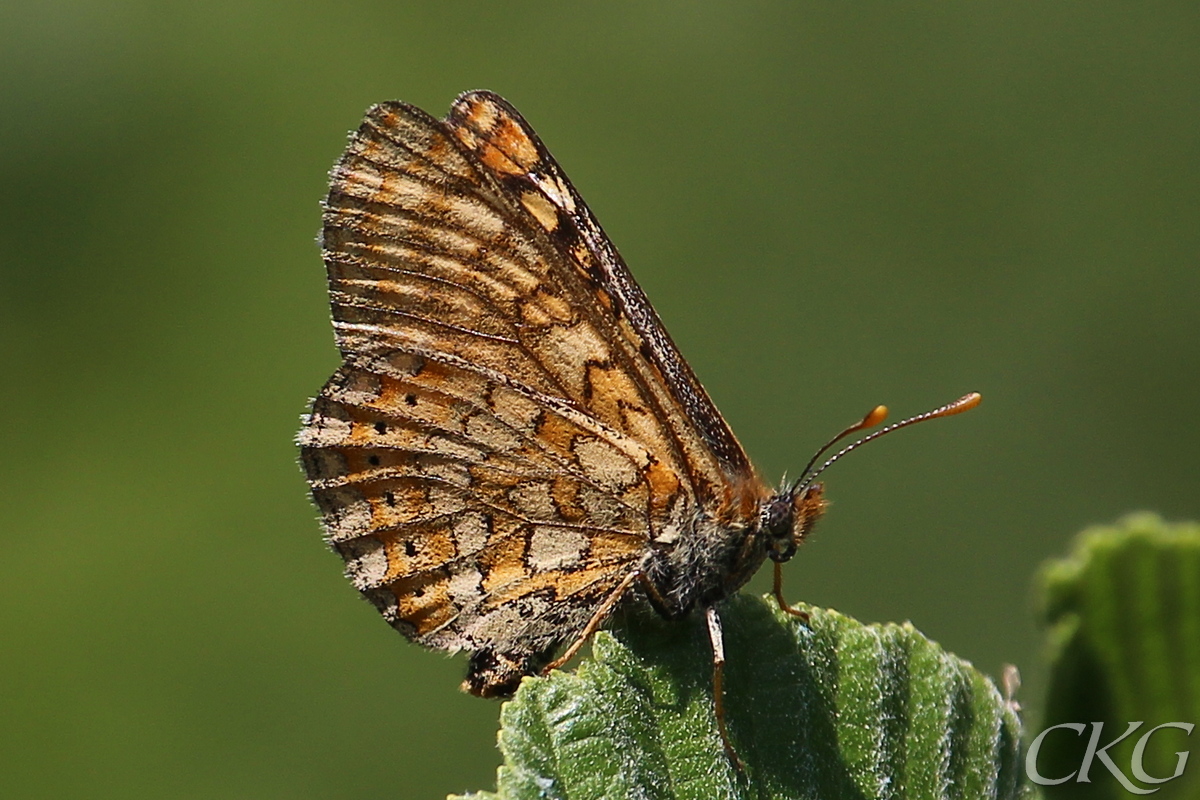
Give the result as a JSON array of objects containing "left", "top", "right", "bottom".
[
  {"left": 1037, "top": 513, "right": 1200, "bottom": 800},
  {"left": 452, "top": 594, "right": 1024, "bottom": 800}
]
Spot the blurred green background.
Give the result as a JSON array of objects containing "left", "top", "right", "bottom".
[{"left": 2, "top": 2, "right": 1197, "bottom": 797}]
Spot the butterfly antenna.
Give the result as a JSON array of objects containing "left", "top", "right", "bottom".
[
  {"left": 796, "top": 392, "right": 982, "bottom": 491},
  {"left": 794, "top": 404, "right": 890, "bottom": 488}
]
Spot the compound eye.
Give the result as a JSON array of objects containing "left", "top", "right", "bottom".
[{"left": 761, "top": 496, "right": 793, "bottom": 537}]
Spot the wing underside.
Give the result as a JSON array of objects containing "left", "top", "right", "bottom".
[{"left": 300, "top": 95, "right": 760, "bottom": 675}]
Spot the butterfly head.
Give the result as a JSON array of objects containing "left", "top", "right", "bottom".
[{"left": 760, "top": 483, "right": 828, "bottom": 564}]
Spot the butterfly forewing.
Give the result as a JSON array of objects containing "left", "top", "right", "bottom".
[
  {"left": 445, "top": 92, "right": 756, "bottom": 497},
  {"left": 300, "top": 93, "right": 762, "bottom": 694}
]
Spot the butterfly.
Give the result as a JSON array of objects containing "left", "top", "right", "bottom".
[{"left": 298, "top": 90, "right": 979, "bottom": 766}]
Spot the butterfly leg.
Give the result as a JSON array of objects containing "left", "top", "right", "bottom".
[
  {"left": 541, "top": 567, "right": 641, "bottom": 674},
  {"left": 636, "top": 569, "right": 671, "bottom": 610},
  {"left": 773, "top": 561, "right": 810, "bottom": 621},
  {"left": 705, "top": 605, "right": 744, "bottom": 771}
]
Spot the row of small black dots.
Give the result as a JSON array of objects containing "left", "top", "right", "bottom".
[
  {"left": 369, "top": 395, "right": 422, "bottom": 438},
  {"left": 364, "top": 392, "right": 421, "bottom": 466}
]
